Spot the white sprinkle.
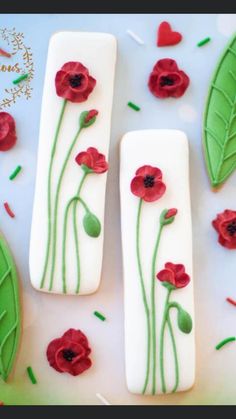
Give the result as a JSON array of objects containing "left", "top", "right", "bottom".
[
  {"left": 96, "top": 392, "right": 111, "bottom": 405},
  {"left": 126, "top": 29, "right": 144, "bottom": 45}
]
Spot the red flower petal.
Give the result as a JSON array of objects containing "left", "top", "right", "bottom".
[
  {"left": 61, "top": 62, "right": 89, "bottom": 74},
  {"left": 75, "top": 151, "right": 93, "bottom": 168},
  {"left": 70, "top": 357, "right": 92, "bottom": 376},
  {"left": 135, "top": 165, "right": 163, "bottom": 179},
  {"left": 142, "top": 180, "right": 166, "bottom": 202},
  {"left": 85, "top": 109, "right": 99, "bottom": 123},
  {"left": 0, "top": 112, "right": 17, "bottom": 151},
  {"left": 130, "top": 176, "right": 146, "bottom": 199},
  {"left": 165, "top": 208, "right": 178, "bottom": 219},
  {"left": 62, "top": 329, "right": 90, "bottom": 348},
  {"left": 153, "top": 58, "right": 179, "bottom": 73},
  {"left": 165, "top": 262, "right": 185, "bottom": 278},
  {"left": 175, "top": 273, "right": 190, "bottom": 288},
  {"left": 157, "top": 268, "right": 175, "bottom": 285}
]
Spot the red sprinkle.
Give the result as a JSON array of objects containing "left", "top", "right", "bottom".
[
  {"left": 226, "top": 297, "right": 236, "bottom": 307},
  {"left": 4, "top": 202, "right": 15, "bottom": 218},
  {"left": 0, "top": 48, "right": 11, "bottom": 58}
]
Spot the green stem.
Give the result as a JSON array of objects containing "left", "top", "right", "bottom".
[
  {"left": 167, "top": 313, "right": 179, "bottom": 393},
  {"left": 62, "top": 190, "right": 90, "bottom": 294},
  {"left": 73, "top": 172, "right": 87, "bottom": 294},
  {"left": 40, "top": 99, "right": 67, "bottom": 289},
  {"left": 160, "top": 289, "right": 171, "bottom": 394},
  {"left": 49, "top": 126, "right": 82, "bottom": 291},
  {"left": 136, "top": 199, "right": 151, "bottom": 395},
  {"left": 151, "top": 222, "right": 163, "bottom": 395}
]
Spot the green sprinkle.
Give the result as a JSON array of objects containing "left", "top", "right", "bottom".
[
  {"left": 26, "top": 366, "right": 37, "bottom": 384},
  {"left": 215, "top": 336, "right": 236, "bottom": 350},
  {"left": 13, "top": 74, "right": 29, "bottom": 85},
  {"left": 127, "top": 101, "right": 140, "bottom": 112},
  {"left": 94, "top": 311, "right": 106, "bottom": 321},
  {"left": 9, "top": 165, "right": 22, "bottom": 180},
  {"left": 197, "top": 37, "right": 211, "bottom": 47}
]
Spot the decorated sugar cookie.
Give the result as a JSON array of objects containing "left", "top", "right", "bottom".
[
  {"left": 120, "top": 130, "right": 195, "bottom": 395},
  {"left": 29, "top": 31, "right": 117, "bottom": 295}
]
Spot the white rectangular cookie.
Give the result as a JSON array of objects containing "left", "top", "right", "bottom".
[
  {"left": 29, "top": 32, "right": 117, "bottom": 295},
  {"left": 120, "top": 130, "right": 195, "bottom": 395}
]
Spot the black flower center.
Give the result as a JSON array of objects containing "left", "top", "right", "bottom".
[
  {"left": 160, "top": 76, "right": 174, "bottom": 87},
  {"left": 69, "top": 74, "right": 83, "bottom": 88},
  {"left": 226, "top": 221, "right": 236, "bottom": 236},
  {"left": 62, "top": 349, "right": 76, "bottom": 362},
  {"left": 143, "top": 175, "right": 155, "bottom": 188}
]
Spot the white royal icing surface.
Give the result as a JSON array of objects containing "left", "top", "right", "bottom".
[
  {"left": 29, "top": 32, "right": 117, "bottom": 294},
  {"left": 120, "top": 130, "right": 195, "bottom": 395}
]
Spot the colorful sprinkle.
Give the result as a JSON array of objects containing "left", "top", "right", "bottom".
[
  {"left": 127, "top": 102, "right": 141, "bottom": 112},
  {"left": 0, "top": 48, "right": 11, "bottom": 58},
  {"left": 9, "top": 165, "right": 22, "bottom": 180},
  {"left": 96, "top": 393, "right": 111, "bottom": 405},
  {"left": 215, "top": 336, "right": 236, "bottom": 350},
  {"left": 197, "top": 37, "right": 211, "bottom": 47},
  {"left": 226, "top": 297, "right": 236, "bottom": 307},
  {"left": 126, "top": 29, "right": 144, "bottom": 45},
  {"left": 94, "top": 311, "right": 106, "bottom": 321},
  {"left": 27, "top": 366, "right": 37, "bottom": 384},
  {"left": 4, "top": 202, "right": 15, "bottom": 218},
  {"left": 13, "top": 73, "right": 29, "bottom": 85}
]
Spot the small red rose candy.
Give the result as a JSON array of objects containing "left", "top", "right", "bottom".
[
  {"left": 148, "top": 58, "right": 189, "bottom": 99},
  {"left": 130, "top": 165, "right": 166, "bottom": 202},
  {"left": 157, "top": 262, "right": 190, "bottom": 289},
  {"left": 0, "top": 112, "right": 17, "bottom": 151},
  {"left": 212, "top": 209, "right": 236, "bottom": 249},
  {"left": 75, "top": 147, "right": 108, "bottom": 174},
  {"left": 47, "top": 328, "right": 92, "bottom": 376},
  {"left": 55, "top": 62, "right": 96, "bottom": 103}
]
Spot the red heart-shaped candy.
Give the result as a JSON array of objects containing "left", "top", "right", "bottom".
[{"left": 157, "top": 21, "right": 182, "bottom": 47}]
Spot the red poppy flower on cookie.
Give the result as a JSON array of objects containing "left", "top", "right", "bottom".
[
  {"left": 131, "top": 165, "right": 166, "bottom": 202},
  {"left": 148, "top": 58, "right": 189, "bottom": 99},
  {"left": 46, "top": 329, "right": 92, "bottom": 376},
  {"left": 157, "top": 262, "right": 190, "bottom": 289},
  {"left": 55, "top": 62, "right": 96, "bottom": 103},
  {"left": 212, "top": 209, "right": 236, "bottom": 249},
  {"left": 75, "top": 147, "right": 108, "bottom": 174},
  {"left": 0, "top": 112, "right": 17, "bottom": 151}
]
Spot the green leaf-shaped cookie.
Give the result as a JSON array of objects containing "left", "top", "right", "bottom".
[
  {"left": 203, "top": 33, "right": 236, "bottom": 188},
  {"left": 0, "top": 233, "right": 21, "bottom": 381}
]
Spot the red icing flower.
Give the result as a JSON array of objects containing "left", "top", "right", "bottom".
[
  {"left": 75, "top": 147, "right": 108, "bottom": 174},
  {"left": 0, "top": 112, "right": 17, "bottom": 151},
  {"left": 157, "top": 262, "right": 190, "bottom": 289},
  {"left": 165, "top": 208, "right": 178, "bottom": 219},
  {"left": 212, "top": 209, "right": 236, "bottom": 249},
  {"left": 85, "top": 109, "right": 98, "bottom": 124},
  {"left": 130, "top": 165, "right": 166, "bottom": 202},
  {"left": 55, "top": 62, "right": 96, "bottom": 103},
  {"left": 148, "top": 58, "right": 189, "bottom": 99},
  {"left": 46, "top": 329, "right": 92, "bottom": 376}
]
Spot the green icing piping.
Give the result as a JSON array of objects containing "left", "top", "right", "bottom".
[
  {"left": 0, "top": 234, "right": 21, "bottom": 382},
  {"left": 203, "top": 32, "right": 236, "bottom": 188},
  {"left": 40, "top": 99, "right": 67, "bottom": 289},
  {"left": 135, "top": 199, "right": 151, "bottom": 394}
]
